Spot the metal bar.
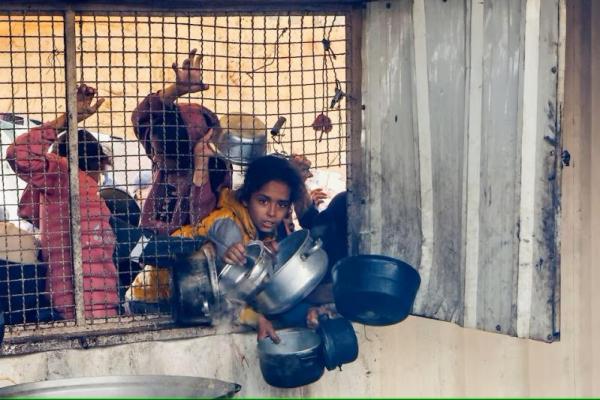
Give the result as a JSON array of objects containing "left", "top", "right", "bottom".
[
  {"left": 0, "top": 4, "right": 362, "bottom": 15},
  {"left": 346, "top": 7, "right": 363, "bottom": 256},
  {"left": 64, "top": 9, "right": 86, "bottom": 325},
  {"left": 411, "top": 0, "right": 434, "bottom": 312},
  {"left": 463, "top": 0, "right": 485, "bottom": 330},
  {"left": 516, "top": 0, "right": 541, "bottom": 339},
  {"left": 554, "top": 0, "right": 566, "bottom": 343}
]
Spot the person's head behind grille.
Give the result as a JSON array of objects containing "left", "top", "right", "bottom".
[{"left": 55, "top": 129, "right": 112, "bottom": 173}]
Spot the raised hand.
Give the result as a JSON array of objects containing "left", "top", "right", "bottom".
[
  {"left": 289, "top": 154, "right": 313, "bottom": 182},
  {"left": 192, "top": 128, "right": 217, "bottom": 186},
  {"left": 172, "top": 48, "right": 210, "bottom": 96},
  {"left": 75, "top": 83, "right": 105, "bottom": 123},
  {"left": 310, "top": 188, "right": 328, "bottom": 206}
]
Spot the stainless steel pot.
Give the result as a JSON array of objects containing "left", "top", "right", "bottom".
[
  {"left": 218, "top": 241, "right": 273, "bottom": 302},
  {"left": 252, "top": 230, "right": 328, "bottom": 315},
  {"left": 257, "top": 328, "right": 324, "bottom": 388},
  {"left": 211, "top": 114, "right": 267, "bottom": 166}
]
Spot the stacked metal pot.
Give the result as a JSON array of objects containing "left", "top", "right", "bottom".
[
  {"left": 217, "top": 229, "right": 422, "bottom": 389},
  {"left": 218, "top": 229, "right": 329, "bottom": 315},
  {"left": 217, "top": 230, "right": 360, "bottom": 388}
]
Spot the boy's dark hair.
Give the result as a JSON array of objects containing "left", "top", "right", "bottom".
[
  {"left": 237, "top": 155, "right": 303, "bottom": 204},
  {"left": 56, "top": 129, "right": 111, "bottom": 172}
]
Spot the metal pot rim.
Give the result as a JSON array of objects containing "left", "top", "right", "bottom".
[{"left": 257, "top": 327, "right": 322, "bottom": 356}]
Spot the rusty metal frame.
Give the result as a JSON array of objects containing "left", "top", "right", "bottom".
[
  {"left": 0, "top": 3, "right": 365, "bottom": 355},
  {"left": 346, "top": 8, "right": 364, "bottom": 256},
  {"left": 64, "top": 9, "right": 87, "bottom": 325}
]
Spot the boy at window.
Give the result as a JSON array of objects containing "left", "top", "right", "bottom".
[{"left": 6, "top": 84, "right": 119, "bottom": 319}]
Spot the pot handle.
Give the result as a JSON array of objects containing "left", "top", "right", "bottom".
[{"left": 301, "top": 238, "right": 323, "bottom": 261}]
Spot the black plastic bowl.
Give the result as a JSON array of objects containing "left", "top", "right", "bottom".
[{"left": 332, "top": 255, "right": 421, "bottom": 326}]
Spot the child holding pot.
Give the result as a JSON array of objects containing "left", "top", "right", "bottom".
[{"left": 173, "top": 155, "right": 304, "bottom": 342}]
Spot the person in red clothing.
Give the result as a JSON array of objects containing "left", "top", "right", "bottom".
[
  {"left": 6, "top": 84, "right": 119, "bottom": 319},
  {"left": 132, "top": 48, "right": 231, "bottom": 235}
]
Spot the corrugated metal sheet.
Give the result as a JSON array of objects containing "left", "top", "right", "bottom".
[{"left": 355, "top": 0, "right": 561, "bottom": 341}]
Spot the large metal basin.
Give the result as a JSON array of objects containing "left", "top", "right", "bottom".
[{"left": 0, "top": 375, "right": 241, "bottom": 398}]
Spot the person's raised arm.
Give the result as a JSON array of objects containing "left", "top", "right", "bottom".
[
  {"left": 160, "top": 48, "right": 209, "bottom": 104},
  {"left": 132, "top": 48, "right": 210, "bottom": 157},
  {"left": 6, "top": 84, "right": 104, "bottom": 182}
]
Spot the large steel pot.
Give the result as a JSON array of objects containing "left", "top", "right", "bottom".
[
  {"left": 252, "top": 230, "right": 328, "bottom": 316},
  {"left": 211, "top": 113, "right": 267, "bottom": 166},
  {"left": 332, "top": 255, "right": 421, "bottom": 325},
  {"left": 218, "top": 241, "right": 273, "bottom": 302},
  {"left": 0, "top": 375, "right": 241, "bottom": 398},
  {"left": 258, "top": 328, "right": 324, "bottom": 388}
]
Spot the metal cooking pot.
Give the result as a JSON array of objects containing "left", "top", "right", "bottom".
[
  {"left": 252, "top": 230, "right": 328, "bottom": 316},
  {"left": 0, "top": 375, "right": 241, "bottom": 398},
  {"left": 258, "top": 328, "right": 324, "bottom": 388},
  {"left": 332, "top": 255, "right": 421, "bottom": 326},
  {"left": 218, "top": 241, "right": 273, "bottom": 302},
  {"left": 211, "top": 113, "right": 267, "bottom": 166},
  {"left": 317, "top": 315, "right": 358, "bottom": 371},
  {"left": 171, "top": 247, "right": 221, "bottom": 326}
]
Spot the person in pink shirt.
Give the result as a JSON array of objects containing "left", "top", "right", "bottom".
[{"left": 6, "top": 84, "right": 119, "bottom": 319}]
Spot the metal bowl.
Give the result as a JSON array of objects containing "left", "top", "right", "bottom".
[
  {"left": 212, "top": 113, "right": 267, "bottom": 166},
  {"left": 0, "top": 375, "right": 241, "bottom": 398}
]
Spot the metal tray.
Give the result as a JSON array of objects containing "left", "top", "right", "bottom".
[{"left": 0, "top": 375, "right": 241, "bottom": 398}]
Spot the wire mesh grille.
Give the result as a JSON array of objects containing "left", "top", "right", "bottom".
[{"left": 0, "top": 10, "right": 351, "bottom": 339}]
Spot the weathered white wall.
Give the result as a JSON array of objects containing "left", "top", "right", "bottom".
[
  {"left": 355, "top": 0, "right": 561, "bottom": 341},
  {"left": 0, "top": 0, "right": 599, "bottom": 396}
]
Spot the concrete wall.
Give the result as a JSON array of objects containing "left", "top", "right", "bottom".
[{"left": 0, "top": 0, "right": 599, "bottom": 396}]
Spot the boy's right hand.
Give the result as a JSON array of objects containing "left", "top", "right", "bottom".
[
  {"left": 223, "top": 242, "right": 246, "bottom": 266},
  {"left": 172, "top": 48, "right": 209, "bottom": 95},
  {"left": 257, "top": 315, "right": 280, "bottom": 344}
]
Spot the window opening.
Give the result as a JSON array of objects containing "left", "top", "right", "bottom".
[{"left": 0, "top": 10, "right": 352, "bottom": 349}]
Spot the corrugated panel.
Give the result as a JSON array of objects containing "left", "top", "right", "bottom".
[{"left": 356, "top": 0, "right": 561, "bottom": 341}]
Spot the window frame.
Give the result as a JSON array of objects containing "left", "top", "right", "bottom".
[{"left": 0, "top": 1, "right": 364, "bottom": 355}]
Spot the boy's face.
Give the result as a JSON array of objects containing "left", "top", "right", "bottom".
[{"left": 246, "top": 180, "right": 291, "bottom": 234}]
